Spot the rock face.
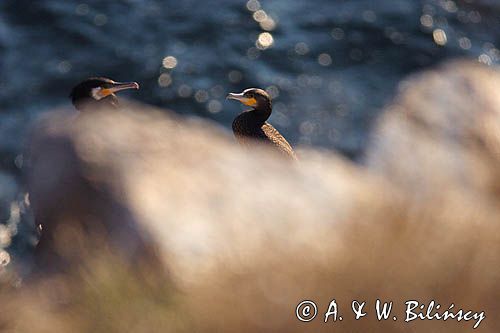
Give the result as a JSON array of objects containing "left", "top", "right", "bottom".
[
  {"left": 2, "top": 61, "right": 500, "bottom": 333},
  {"left": 26, "top": 107, "right": 386, "bottom": 280},
  {"left": 26, "top": 110, "right": 164, "bottom": 275},
  {"left": 367, "top": 61, "right": 500, "bottom": 201}
]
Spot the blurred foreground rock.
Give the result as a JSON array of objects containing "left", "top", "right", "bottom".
[
  {"left": 368, "top": 61, "right": 500, "bottom": 202},
  {"left": 1, "top": 61, "right": 500, "bottom": 332}
]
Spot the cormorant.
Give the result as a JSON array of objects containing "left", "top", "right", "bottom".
[
  {"left": 70, "top": 77, "right": 139, "bottom": 111},
  {"left": 227, "top": 88, "right": 297, "bottom": 160}
]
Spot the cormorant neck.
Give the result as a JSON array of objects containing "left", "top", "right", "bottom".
[
  {"left": 75, "top": 96, "right": 119, "bottom": 112},
  {"left": 252, "top": 101, "right": 272, "bottom": 124}
]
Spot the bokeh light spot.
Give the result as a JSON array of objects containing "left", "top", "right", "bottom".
[
  {"left": 331, "top": 28, "right": 345, "bottom": 40},
  {"left": 0, "top": 250, "right": 10, "bottom": 267},
  {"left": 318, "top": 53, "right": 332, "bottom": 66},
  {"left": 253, "top": 10, "right": 267, "bottom": 23},
  {"left": 260, "top": 17, "right": 277, "bottom": 31},
  {"left": 420, "top": 14, "right": 433, "bottom": 28},
  {"left": 256, "top": 32, "right": 274, "bottom": 50},
  {"left": 433, "top": 29, "right": 447, "bottom": 46},
  {"left": 75, "top": 4, "right": 89, "bottom": 16},
  {"left": 295, "top": 42, "right": 309, "bottom": 55},
  {"left": 459, "top": 37, "right": 472, "bottom": 50},
  {"left": 158, "top": 73, "right": 172, "bottom": 87},
  {"left": 195, "top": 90, "right": 209, "bottom": 103},
  {"left": 178, "top": 84, "right": 193, "bottom": 98},
  {"left": 246, "top": 0, "right": 260, "bottom": 12},
  {"left": 207, "top": 100, "right": 222, "bottom": 113},
  {"left": 162, "top": 56, "right": 178, "bottom": 69},
  {"left": 0, "top": 225, "right": 12, "bottom": 248},
  {"left": 58, "top": 61, "right": 72, "bottom": 74},
  {"left": 478, "top": 54, "right": 492, "bottom": 66}
]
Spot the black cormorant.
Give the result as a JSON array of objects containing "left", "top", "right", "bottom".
[
  {"left": 70, "top": 77, "right": 139, "bottom": 111},
  {"left": 227, "top": 88, "right": 297, "bottom": 160}
]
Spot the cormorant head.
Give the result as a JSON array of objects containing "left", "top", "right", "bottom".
[
  {"left": 70, "top": 77, "right": 139, "bottom": 111},
  {"left": 227, "top": 88, "right": 271, "bottom": 110}
]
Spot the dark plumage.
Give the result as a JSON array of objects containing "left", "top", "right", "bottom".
[
  {"left": 70, "top": 77, "right": 139, "bottom": 111},
  {"left": 227, "top": 88, "right": 297, "bottom": 160}
]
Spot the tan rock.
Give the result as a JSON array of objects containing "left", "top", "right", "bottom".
[
  {"left": 367, "top": 61, "right": 500, "bottom": 202},
  {"left": 3, "top": 61, "right": 500, "bottom": 332}
]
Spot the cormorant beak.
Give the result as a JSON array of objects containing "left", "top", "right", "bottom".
[
  {"left": 100, "top": 81, "right": 140, "bottom": 97},
  {"left": 226, "top": 92, "right": 257, "bottom": 107}
]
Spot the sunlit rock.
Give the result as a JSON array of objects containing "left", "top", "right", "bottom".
[
  {"left": 4, "top": 61, "right": 500, "bottom": 332},
  {"left": 368, "top": 61, "right": 500, "bottom": 202}
]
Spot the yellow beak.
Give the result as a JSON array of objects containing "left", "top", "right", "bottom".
[
  {"left": 227, "top": 93, "right": 257, "bottom": 107},
  {"left": 101, "top": 81, "right": 140, "bottom": 97}
]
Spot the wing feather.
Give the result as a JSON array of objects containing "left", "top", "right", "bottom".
[{"left": 261, "top": 122, "right": 297, "bottom": 160}]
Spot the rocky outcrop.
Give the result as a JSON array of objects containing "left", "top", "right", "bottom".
[
  {"left": 2, "top": 61, "right": 500, "bottom": 333},
  {"left": 367, "top": 61, "right": 500, "bottom": 202}
]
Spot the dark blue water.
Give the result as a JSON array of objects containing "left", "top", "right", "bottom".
[{"left": 0, "top": 0, "right": 499, "bottom": 269}]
